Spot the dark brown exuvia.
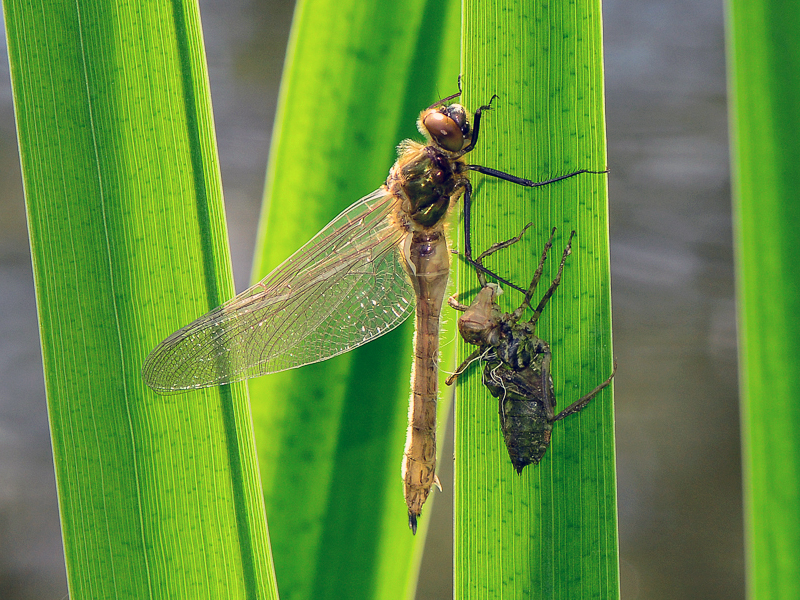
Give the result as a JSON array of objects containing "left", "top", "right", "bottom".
[{"left": 448, "top": 226, "right": 616, "bottom": 473}]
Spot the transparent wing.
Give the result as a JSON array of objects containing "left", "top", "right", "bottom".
[{"left": 142, "top": 188, "right": 415, "bottom": 393}]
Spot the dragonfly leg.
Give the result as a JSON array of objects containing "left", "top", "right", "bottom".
[
  {"left": 460, "top": 180, "right": 527, "bottom": 293},
  {"left": 508, "top": 226, "right": 557, "bottom": 321},
  {"left": 473, "top": 223, "right": 533, "bottom": 267},
  {"left": 552, "top": 360, "right": 617, "bottom": 421},
  {"left": 462, "top": 179, "right": 474, "bottom": 261},
  {"left": 461, "top": 94, "right": 499, "bottom": 154},
  {"left": 448, "top": 294, "right": 469, "bottom": 312},
  {"left": 425, "top": 75, "right": 463, "bottom": 110},
  {"left": 446, "top": 348, "right": 483, "bottom": 386},
  {"left": 524, "top": 230, "right": 575, "bottom": 326},
  {"left": 465, "top": 165, "right": 608, "bottom": 188}
]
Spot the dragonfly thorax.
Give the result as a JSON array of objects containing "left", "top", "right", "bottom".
[{"left": 389, "top": 143, "right": 464, "bottom": 229}]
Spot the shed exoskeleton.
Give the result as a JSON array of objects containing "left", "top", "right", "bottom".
[{"left": 447, "top": 226, "right": 616, "bottom": 473}]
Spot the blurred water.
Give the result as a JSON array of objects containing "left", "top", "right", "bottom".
[{"left": 0, "top": 0, "right": 741, "bottom": 598}]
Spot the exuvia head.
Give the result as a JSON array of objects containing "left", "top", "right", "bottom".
[
  {"left": 457, "top": 283, "right": 503, "bottom": 346},
  {"left": 418, "top": 103, "right": 471, "bottom": 153}
]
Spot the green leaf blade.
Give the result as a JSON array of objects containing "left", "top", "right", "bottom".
[
  {"left": 727, "top": 0, "right": 800, "bottom": 597},
  {"left": 248, "top": 0, "right": 461, "bottom": 597},
  {"left": 456, "top": 0, "right": 617, "bottom": 597},
  {"left": 5, "top": 1, "right": 277, "bottom": 597}
]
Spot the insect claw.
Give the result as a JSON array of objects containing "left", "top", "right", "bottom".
[
  {"left": 433, "top": 475, "right": 443, "bottom": 492},
  {"left": 408, "top": 512, "right": 418, "bottom": 535}
]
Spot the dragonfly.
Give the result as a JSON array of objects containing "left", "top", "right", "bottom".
[
  {"left": 447, "top": 226, "right": 616, "bottom": 473},
  {"left": 142, "top": 90, "right": 604, "bottom": 533}
]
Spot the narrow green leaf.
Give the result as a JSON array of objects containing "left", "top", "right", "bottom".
[
  {"left": 455, "top": 0, "right": 617, "bottom": 597},
  {"left": 727, "top": 1, "right": 800, "bottom": 597},
  {"left": 247, "top": 0, "right": 460, "bottom": 598},
  {"left": 4, "top": 1, "right": 277, "bottom": 597}
]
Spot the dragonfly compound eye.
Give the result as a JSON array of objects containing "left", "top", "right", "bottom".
[
  {"left": 422, "top": 110, "right": 466, "bottom": 153},
  {"left": 442, "top": 104, "right": 469, "bottom": 136}
]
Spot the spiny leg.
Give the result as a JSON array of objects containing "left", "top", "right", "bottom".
[
  {"left": 458, "top": 180, "right": 526, "bottom": 293},
  {"left": 460, "top": 168, "right": 603, "bottom": 293},
  {"left": 447, "top": 295, "right": 470, "bottom": 312},
  {"left": 459, "top": 181, "right": 521, "bottom": 290},
  {"left": 536, "top": 347, "right": 556, "bottom": 419},
  {"left": 510, "top": 227, "right": 558, "bottom": 322},
  {"left": 460, "top": 95, "right": 498, "bottom": 153},
  {"left": 425, "top": 76, "right": 463, "bottom": 111},
  {"left": 457, "top": 95, "right": 606, "bottom": 291},
  {"left": 457, "top": 98, "right": 604, "bottom": 284},
  {"left": 447, "top": 224, "right": 533, "bottom": 387},
  {"left": 446, "top": 348, "right": 484, "bottom": 386},
  {"left": 525, "top": 230, "right": 576, "bottom": 327},
  {"left": 552, "top": 360, "right": 617, "bottom": 422},
  {"left": 428, "top": 91, "right": 461, "bottom": 109},
  {"left": 465, "top": 166, "right": 609, "bottom": 189},
  {"left": 470, "top": 222, "right": 534, "bottom": 287}
]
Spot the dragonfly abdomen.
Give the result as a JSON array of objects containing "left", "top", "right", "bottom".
[{"left": 401, "top": 229, "right": 449, "bottom": 533}]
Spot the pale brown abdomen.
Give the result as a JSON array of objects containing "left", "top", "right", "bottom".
[{"left": 401, "top": 229, "right": 449, "bottom": 533}]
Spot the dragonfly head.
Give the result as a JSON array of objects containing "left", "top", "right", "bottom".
[{"left": 419, "top": 103, "right": 471, "bottom": 153}]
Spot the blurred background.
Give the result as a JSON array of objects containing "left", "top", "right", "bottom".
[{"left": 0, "top": 0, "right": 738, "bottom": 597}]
